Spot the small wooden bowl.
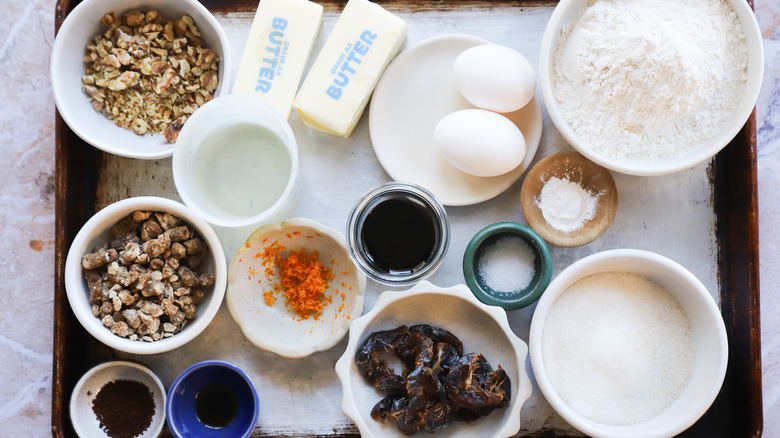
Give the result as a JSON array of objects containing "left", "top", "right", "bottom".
[{"left": 520, "top": 151, "right": 618, "bottom": 247}]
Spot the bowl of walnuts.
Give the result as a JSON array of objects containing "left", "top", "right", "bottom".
[
  {"left": 64, "top": 196, "right": 227, "bottom": 354},
  {"left": 50, "top": 0, "right": 231, "bottom": 159}
]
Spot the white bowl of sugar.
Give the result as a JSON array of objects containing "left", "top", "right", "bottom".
[
  {"left": 539, "top": 0, "right": 763, "bottom": 176},
  {"left": 529, "top": 249, "right": 728, "bottom": 438}
]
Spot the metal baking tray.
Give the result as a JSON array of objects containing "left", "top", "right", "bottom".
[{"left": 53, "top": 0, "right": 762, "bottom": 436}]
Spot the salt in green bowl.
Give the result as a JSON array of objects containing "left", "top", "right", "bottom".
[{"left": 463, "top": 222, "right": 552, "bottom": 310}]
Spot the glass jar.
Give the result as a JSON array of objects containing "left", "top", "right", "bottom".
[{"left": 346, "top": 182, "right": 450, "bottom": 285}]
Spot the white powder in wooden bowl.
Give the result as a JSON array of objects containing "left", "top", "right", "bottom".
[
  {"left": 535, "top": 176, "right": 600, "bottom": 233},
  {"left": 553, "top": 0, "right": 748, "bottom": 160},
  {"left": 542, "top": 271, "right": 695, "bottom": 425}
]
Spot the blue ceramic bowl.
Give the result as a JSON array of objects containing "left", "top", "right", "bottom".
[{"left": 166, "top": 360, "right": 259, "bottom": 438}]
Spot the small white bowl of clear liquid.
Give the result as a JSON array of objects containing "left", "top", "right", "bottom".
[{"left": 173, "top": 94, "right": 299, "bottom": 228}]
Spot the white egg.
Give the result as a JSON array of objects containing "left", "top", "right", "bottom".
[
  {"left": 434, "top": 109, "right": 526, "bottom": 177},
  {"left": 453, "top": 45, "right": 536, "bottom": 113}
]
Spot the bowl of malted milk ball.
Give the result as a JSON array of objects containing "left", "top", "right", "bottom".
[
  {"left": 529, "top": 249, "right": 728, "bottom": 438},
  {"left": 539, "top": 0, "right": 763, "bottom": 176}
]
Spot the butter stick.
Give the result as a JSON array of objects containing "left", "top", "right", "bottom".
[
  {"left": 293, "top": 0, "right": 407, "bottom": 137},
  {"left": 232, "top": 0, "right": 323, "bottom": 119}
]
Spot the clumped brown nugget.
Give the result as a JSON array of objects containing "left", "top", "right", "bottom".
[
  {"left": 81, "top": 10, "right": 220, "bottom": 142},
  {"left": 82, "top": 211, "right": 215, "bottom": 342}
]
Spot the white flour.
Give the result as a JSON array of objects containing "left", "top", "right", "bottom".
[{"left": 553, "top": 0, "right": 748, "bottom": 160}]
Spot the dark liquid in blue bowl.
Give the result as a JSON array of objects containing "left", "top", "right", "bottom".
[{"left": 195, "top": 383, "right": 239, "bottom": 429}]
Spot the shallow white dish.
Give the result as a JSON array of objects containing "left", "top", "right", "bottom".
[
  {"left": 227, "top": 218, "right": 366, "bottom": 358},
  {"left": 529, "top": 249, "right": 728, "bottom": 438},
  {"left": 50, "top": 0, "right": 231, "bottom": 159},
  {"left": 70, "top": 361, "right": 166, "bottom": 438},
  {"left": 369, "top": 34, "right": 543, "bottom": 206},
  {"left": 335, "top": 281, "right": 532, "bottom": 438}
]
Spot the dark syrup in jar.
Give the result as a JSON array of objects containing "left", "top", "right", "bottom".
[
  {"left": 361, "top": 195, "right": 437, "bottom": 273},
  {"left": 194, "top": 383, "right": 239, "bottom": 429}
]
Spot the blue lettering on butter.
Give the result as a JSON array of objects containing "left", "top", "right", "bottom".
[
  {"left": 277, "top": 41, "right": 289, "bottom": 77},
  {"left": 255, "top": 17, "right": 288, "bottom": 93},
  {"left": 327, "top": 31, "right": 377, "bottom": 101}
]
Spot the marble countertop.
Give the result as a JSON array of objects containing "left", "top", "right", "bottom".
[{"left": 1, "top": 0, "right": 777, "bottom": 436}]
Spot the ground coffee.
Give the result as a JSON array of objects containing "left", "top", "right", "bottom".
[{"left": 91, "top": 379, "right": 155, "bottom": 438}]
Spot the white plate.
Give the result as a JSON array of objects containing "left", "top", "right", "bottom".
[{"left": 369, "top": 34, "right": 543, "bottom": 206}]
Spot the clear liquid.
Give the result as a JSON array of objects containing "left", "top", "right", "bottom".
[{"left": 195, "top": 123, "right": 292, "bottom": 219}]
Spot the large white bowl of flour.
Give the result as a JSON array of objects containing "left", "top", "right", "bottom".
[
  {"left": 539, "top": 0, "right": 763, "bottom": 176},
  {"left": 529, "top": 249, "right": 728, "bottom": 438}
]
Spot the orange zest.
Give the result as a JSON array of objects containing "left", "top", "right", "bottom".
[{"left": 259, "top": 241, "right": 334, "bottom": 320}]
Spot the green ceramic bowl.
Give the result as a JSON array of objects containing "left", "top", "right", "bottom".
[{"left": 463, "top": 222, "right": 552, "bottom": 310}]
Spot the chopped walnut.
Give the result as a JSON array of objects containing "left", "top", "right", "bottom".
[
  {"left": 82, "top": 10, "right": 219, "bottom": 143},
  {"left": 81, "top": 210, "right": 213, "bottom": 342},
  {"left": 81, "top": 248, "right": 118, "bottom": 270}
]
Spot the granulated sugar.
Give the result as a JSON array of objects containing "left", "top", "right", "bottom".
[
  {"left": 553, "top": 0, "right": 748, "bottom": 160},
  {"left": 478, "top": 235, "right": 535, "bottom": 293},
  {"left": 542, "top": 271, "right": 694, "bottom": 425}
]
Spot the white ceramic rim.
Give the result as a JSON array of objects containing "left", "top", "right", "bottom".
[
  {"left": 225, "top": 217, "right": 367, "bottom": 358},
  {"left": 528, "top": 249, "right": 729, "bottom": 438},
  {"left": 70, "top": 360, "right": 167, "bottom": 438},
  {"left": 172, "top": 94, "right": 300, "bottom": 228},
  {"left": 538, "top": 0, "right": 764, "bottom": 176},
  {"left": 334, "top": 281, "right": 532, "bottom": 438},
  {"left": 64, "top": 196, "right": 227, "bottom": 354},
  {"left": 50, "top": 0, "right": 232, "bottom": 159}
]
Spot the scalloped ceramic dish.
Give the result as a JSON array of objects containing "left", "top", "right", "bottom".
[
  {"left": 335, "top": 281, "right": 532, "bottom": 438},
  {"left": 226, "top": 218, "right": 366, "bottom": 358}
]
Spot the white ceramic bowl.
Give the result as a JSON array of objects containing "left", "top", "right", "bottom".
[
  {"left": 539, "top": 0, "right": 763, "bottom": 176},
  {"left": 51, "top": 0, "right": 231, "bottom": 159},
  {"left": 172, "top": 94, "right": 300, "bottom": 228},
  {"left": 227, "top": 218, "right": 366, "bottom": 358},
  {"left": 335, "top": 281, "right": 532, "bottom": 438},
  {"left": 70, "top": 361, "right": 166, "bottom": 438},
  {"left": 529, "top": 249, "right": 728, "bottom": 438},
  {"left": 64, "top": 196, "right": 227, "bottom": 354}
]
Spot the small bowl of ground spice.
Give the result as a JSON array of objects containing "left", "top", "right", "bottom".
[
  {"left": 70, "top": 361, "right": 166, "bottom": 438},
  {"left": 463, "top": 222, "right": 553, "bottom": 310},
  {"left": 226, "top": 218, "right": 367, "bottom": 358}
]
